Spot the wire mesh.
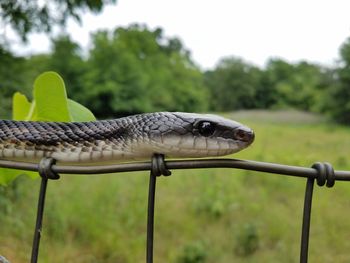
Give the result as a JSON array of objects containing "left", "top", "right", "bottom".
[{"left": 0, "top": 156, "right": 349, "bottom": 263}]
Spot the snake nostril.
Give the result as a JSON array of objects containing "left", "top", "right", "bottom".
[{"left": 234, "top": 128, "right": 254, "bottom": 143}]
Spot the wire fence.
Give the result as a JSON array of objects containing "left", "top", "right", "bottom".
[{"left": 1, "top": 155, "right": 350, "bottom": 263}]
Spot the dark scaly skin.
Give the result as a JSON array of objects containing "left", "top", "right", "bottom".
[{"left": 0, "top": 112, "right": 254, "bottom": 164}]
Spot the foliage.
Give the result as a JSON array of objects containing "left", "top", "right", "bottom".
[
  {"left": 0, "top": 0, "right": 116, "bottom": 41},
  {"left": 12, "top": 71, "right": 95, "bottom": 124},
  {"left": 234, "top": 222, "right": 259, "bottom": 256},
  {"left": 322, "top": 37, "right": 350, "bottom": 124},
  {"left": 204, "top": 57, "right": 335, "bottom": 114},
  {"left": 0, "top": 25, "right": 208, "bottom": 119},
  {"left": 0, "top": 72, "right": 95, "bottom": 185},
  {"left": 0, "top": 23, "right": 349, "bottom": 124},
  {"left": 80, "top": 25, "right": 208, "bottom": 117},
  {"left": 0, "top": 46, "right": 31, "bottom": 119},
  {"left": 177, "top": 241, "right": 208, "bottom": 263},
  {"left": 47, "top": 35, "right": 87, "bottom": 100},
  {"left": 264, "top": 59, "right": 331, "bottom": 111},
  {"left": 205, "top": 57, "right": 264, "bottom": 111},
  {"left": 0, "top": 179, "right": 20, "bottom": 214}
]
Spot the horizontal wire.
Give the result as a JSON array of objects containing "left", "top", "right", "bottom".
[{"left": 0, "top": 158, "right": 349, "bottom": 180}]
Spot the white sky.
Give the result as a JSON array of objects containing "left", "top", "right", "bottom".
[{"left": 6, "top": 0, "right": 350, "bottom": 69}]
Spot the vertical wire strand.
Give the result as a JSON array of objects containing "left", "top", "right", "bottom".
[
  {"left": 30, "top": 177, "right": 48, "bottom": 263},
  {"left": 300, "top": 178, "right": 315, "bottom": 263},
  {"left": 146, "top": 171, "right": 157, "bottom": 263}
]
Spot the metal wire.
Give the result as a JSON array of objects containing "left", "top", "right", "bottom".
[
  {"left": 146, "top": 155, "right": 171, "bottom": 263},
  {"left": 300, "top": 178, "right": 314, "bottom": 263},
  {"left": 0, "top": 158, "right": 349, "bottom": 179},
  {"left": 30, "top": 158, "right": 60, "bottom": 263},
  {"left": 30, "top": 177, "right": 47, "bottom": 263},
  {"left": 1, "top": 157, "right": 349, "bottom": 263},
  {"left": 146, "top": 171, "right": 157, "bottom": 263}
]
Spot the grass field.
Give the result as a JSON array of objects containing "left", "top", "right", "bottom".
[{"left": 1, "top": 110, "right": 350, "bottom": 263}]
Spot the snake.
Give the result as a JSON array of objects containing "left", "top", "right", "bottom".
[{"left": 0, "top": 112, "right": 254, "bottom": 164}]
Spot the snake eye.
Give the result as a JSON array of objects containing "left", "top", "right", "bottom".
[{"left": 198, "top": 121, "right": 216, "bottom": 137}]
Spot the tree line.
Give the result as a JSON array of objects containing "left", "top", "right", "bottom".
[{"left": 1, "top": 24, "right": 350, "bottom": 124}]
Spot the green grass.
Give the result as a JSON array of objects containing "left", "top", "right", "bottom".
[{"left": 1, "top": 110, "right": 350, "bottom": 263}]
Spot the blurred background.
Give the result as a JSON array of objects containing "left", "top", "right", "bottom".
[{"left": 1, "top": 0, "right": 350, "bottom": 262}]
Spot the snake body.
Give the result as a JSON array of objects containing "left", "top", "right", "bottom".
[{"left": 0, "top": 112, "right": 254, "bottom": 164}]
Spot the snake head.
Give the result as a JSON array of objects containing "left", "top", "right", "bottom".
[{"left": 142, "top": 112, "right": 254, "bottom": 158}]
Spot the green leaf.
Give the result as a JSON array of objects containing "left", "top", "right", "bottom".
[
  {"left": 0, "top": 169, "right": 37, "bottom": 185},
  {"left": 12, "top": 92, "right": 32, "bottom": 120},
  {"left": 33, "top": 71, "right": 71, "bottom": 121},
  {"left": 1, "top": 71, "right": 97, "bottom": 186},
  {"left": 0, "top": 170, "right": 19, "bottom": 185},
  {"left": 68, "top": 99, "right": 96, "bottom": 122}
]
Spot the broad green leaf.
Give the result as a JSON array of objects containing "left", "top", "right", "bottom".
[
  {"left": 12, "top": 92, "right": 31, "bottom": 120},
  {"left": 68, "top": 99, "right": 96, "bottom": 122},
  {"left": 0, "top": 169, "right": 26, "bottom": 185},
  {"left": 0, "top": 170, "right": 19, "bottom": 185},
  {"left": 0, "top": 71, "right": 97, "bottom": 185},
  {"left": 33, "top": 71, "right": 71, "bottom": 122},
  {"left": 0, "top": 169, "right": 37, "bottom": 185},
  {"left": 1, "top": 94, "right": 38, "bottom": 184}
]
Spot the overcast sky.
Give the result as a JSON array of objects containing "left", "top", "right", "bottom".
[{"left": 7, "top": 0, "right": 350, "bottom": 69}]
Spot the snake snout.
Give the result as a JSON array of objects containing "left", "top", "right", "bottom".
[{"left": 233, "top": 127, "right": 255, "bottom": 144}]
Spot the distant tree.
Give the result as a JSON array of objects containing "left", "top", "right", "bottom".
[
  {"left": 323, "top": 37, "right": 350, "bottom": 124},
  {"left": 265, "top": 58, "right": 328, "bottom": 111},
  {"left": 0, "top": 0, "right": 116, "bottom": 41},
  {"left": 0, "top": 46, "right": 31, "bottom": 118},
  {"left": 24, "top": 54, "right": 51, "bottom": 87},
  {"left": 205, "top": 56, "right": 333, "bottom": 113},
  {"left": 47, "top": 35, "right": 86, "bottom": 99},
  {"left": 263, "top": 58, "right": 294, "bottom": 109},
  {"left": 205, "top": 57, "right": 264, "bottom": 111},
  {"left": 81, "top": 24, "right": 208, "bottom": 117}
]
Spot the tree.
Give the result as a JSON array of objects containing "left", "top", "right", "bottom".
[
  {"left": 204, "top": 57, "right": 264, "bottom": 111},
  {"left": 47, "top": 35, "right": 87, "bottom": 99},
  {"left": 80, "top": 24, "right": 208, "bottom": 117},
  {"left": 323, "top": 37, "right": 350, "bottom": 124},
  {"left": 0, "top": 0, "right": 116, "bottom": 41},
  {"left": 264, "top": 58, "right": 328, "bottom": 111},
  {"left": 0, "top": 46, "right": 30, "bottom": 118}
]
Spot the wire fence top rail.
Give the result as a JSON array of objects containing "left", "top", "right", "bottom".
[{"left": 0, "top": 157, "right": 350, "bottom": 180}]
